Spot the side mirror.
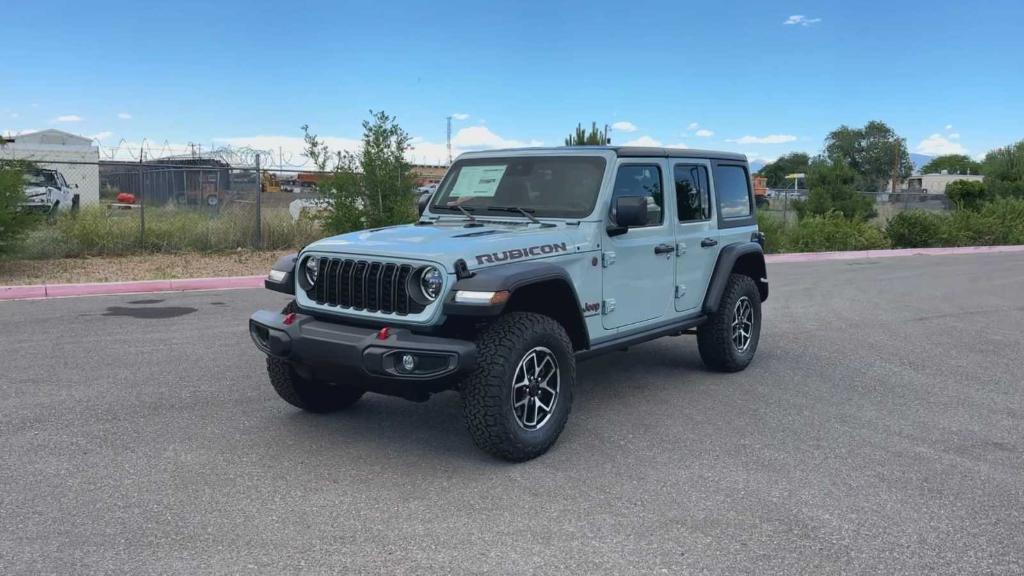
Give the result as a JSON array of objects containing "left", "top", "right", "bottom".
[
  {"left": 417, "top": 192, "right": 431, "bottom": 216},
  {"left": 608, "top": 195, "right": 648, "bottom": 236}
]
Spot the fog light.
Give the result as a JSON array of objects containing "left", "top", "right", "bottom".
[{"left": 401, "top": 354, "right": 416, "bottom": 372}]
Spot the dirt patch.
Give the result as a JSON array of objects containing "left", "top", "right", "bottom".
[{"left": 0, "top": 250, "right": 290, "bottom": 286}]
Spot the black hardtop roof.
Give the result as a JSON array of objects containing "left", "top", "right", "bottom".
[{"left": 462, "top": 146, "right": 748, "bottom": 162}]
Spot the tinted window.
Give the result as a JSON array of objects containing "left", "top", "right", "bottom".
[
  {"left": 610, "top": 164, "right": 663, "bottom": 227},
  {"left": 431, "top": 156, "right": 606, "bottom": 219},
  {"left": 715, "top": 165, "right": 752, "bottom": 218},
  {"left": 674, "top": 164, "right": 710, "bottom": 221}
]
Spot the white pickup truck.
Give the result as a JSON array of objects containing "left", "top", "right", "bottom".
[{"left": 21, "top": 168, "right": 79, "bottom": 216}]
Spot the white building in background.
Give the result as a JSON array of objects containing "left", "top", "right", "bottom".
[
  {"left": 897, "top": 172, "right": 985, "bottom": 195},
  {"left": 0, "top": 129, "right": 100, "bottom": 204}
]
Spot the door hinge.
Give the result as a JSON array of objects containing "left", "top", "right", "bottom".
[
  {"left": 676, "top": 242, "right": 687, "bottom": 256},
  {"left": 675, "top": 285, "right": 687, "bottom": 298},
  {"left": 602, "top": 299, "right": 616, "bottom": 314},
  {"left": 602, "top": 251, "right": 616, "bottom": 267}
]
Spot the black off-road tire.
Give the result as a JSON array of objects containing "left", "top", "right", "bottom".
[
  {"left": 266, "top": 301, "right": 364, "bottom": 413},
  {"left": 697, "top": 274, "right": 762, "bottom": 372},
  {"left": 460, "top": 312, "right": 575, "bottom": 462}
]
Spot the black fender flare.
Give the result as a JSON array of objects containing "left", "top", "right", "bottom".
[
  {"left": 702, "top": 242, "right": 768, "bottom": 315},
  {"left": 443, "top": 261, "right": 583, "bottom": 318},
  {"left": 265, "top": 252, "right": 298, "bottom": 295}
]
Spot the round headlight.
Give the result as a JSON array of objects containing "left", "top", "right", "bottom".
[
  {"left": 304, "top": 256, "right": 319, "bottom": 285},
  {"left": 418, "top": 266, "right": 443, "bottom": 301}
]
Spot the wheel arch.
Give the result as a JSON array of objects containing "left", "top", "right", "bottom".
[
  {"left": 444, "top": 261, "right": 589, "bottom": 351},
  {"left": 702, "top": 242, "right": 768, "bottom": 315}
]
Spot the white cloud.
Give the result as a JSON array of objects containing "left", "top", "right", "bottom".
[
  {"left": 915, "top": 134, "right": 968, "bottom": 156},
  {"left": 451, "top": 125, "right": 542, "bottom": 149},
  {"left": 948, "top": 132, "right": 961, "bottom": 140},
  {"left": 118, "top": 112, "right": 133, "bottom": 120},
  {"left": 10, "top": 113, "right": 18, "bottom": 119},
  {"left": 687, "top": 122, "right": 700, "bottom": 131},
  {"left": 611, "top": 121, "right": 638, "bottom": 133},
  {"left": 944, "top": 124, "right": 953, "bottom": 130},
  {"left": 214, "top": 126, "right": 542, "bottom": 166},
  {"left": 784, "top": 15, "right": 821, "bottom": 26},
  {"left": 665, "top": 142, "right": 688, "bottom": 149},
  {"left": 451, "top": 113, "right": 469, "bottom": 121},
  {"left": 622, "top": 136, "right": 662, "bottom": 147},
  {"left": 89, "top": 131, "right": 113, "bottom": 141},
  {"left": 744, "top": 152, "right": 779, "bottom": 165},
  {"left": 53, "top": 114, "right": 83, "bottom": 123},
  {"left": 727, "top": 134, "right": 798, "bottom": 144},
  {"left": 695, "top": 129, "right": 714, "bottom": 137}
]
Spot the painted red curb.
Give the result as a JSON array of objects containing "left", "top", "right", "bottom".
[
  {"left": 764, "top": 244, "right": 1024, "bottom": 264},
  {"left": 0, "top": 275, "right": 264, "bottom": 302},
  {"left": 2, "top": 245, "right": 1022, "bottom": 302}
]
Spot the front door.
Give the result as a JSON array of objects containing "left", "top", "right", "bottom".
[
  {"left": 602, "top": 159, "right": 676, "bottom": 330},
  {"left": 671, "top": 160, "right": 720, "bottom": 312}
]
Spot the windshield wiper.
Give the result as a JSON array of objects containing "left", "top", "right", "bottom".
[
  {"left": 435, "top": 203, "right": 483, "bottom": 226},
  {"left": 486, "top": 206, "right": 554, "bottom": 227}
]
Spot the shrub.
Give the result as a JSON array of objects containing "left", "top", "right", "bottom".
[
  {"left": 756, "top": 212, "right": 787, "bottom": 253},
  {"left": 886, "top": 211, "right": 955, "bottom": 248},
  {"left": 783, "top": 212, "right": 889, "bottom": 252},
  {"left": 0, "top": 162, "right": 43, "bottom": 255},
  {"left": 796, "top": 158, "right": 877, "bottom": 222},
  {"left": 945, "top": 180, "right": 988, "bottom": 211}
]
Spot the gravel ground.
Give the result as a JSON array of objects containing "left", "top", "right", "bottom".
[{"left": 1, "top": 253, "right": 1022, "bottom": 575}]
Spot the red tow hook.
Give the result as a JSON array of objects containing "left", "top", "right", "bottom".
[
  {"left": 377, "top": 326, "right": 391, "bottom": 340},
  {"left": 282, "top": 312, "right": 297, "bottom": 326}
]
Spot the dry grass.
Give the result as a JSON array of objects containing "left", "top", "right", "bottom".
[{"left": 0, "top": 250, "right": 291, "bottom": 286}]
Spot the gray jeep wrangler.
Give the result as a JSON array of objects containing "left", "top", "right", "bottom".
[{"left": 250, "top": 147, "right": 767, "bottom": 461}]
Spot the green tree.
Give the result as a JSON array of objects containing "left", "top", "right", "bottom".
[
  {"left": 793, "top": 157, "right": 877, "bottom": 222},
  {"left": 565, "top": 122, "right": 609, "bottom": 146},
  {"left": 945, "top": 180, "right": 989, "bottom": 211},
  {"left": 302, "top": 111, "right": 417, "bottom": 234},
  {"left": 982, "top": 140, "right": 1024, "bottom": 199},
  {"left": 824, "top": 121, "right": 912, "bottom": 191},
  {"left": 0, "top": 160, "right": 42, "bottom": 255},
  {"left": 757, "top": 152, "right": 810, "bottom": 188},
  {"left": 920, "top": 154, "right": 983, "bottom": 175}
]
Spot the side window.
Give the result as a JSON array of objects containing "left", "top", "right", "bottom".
[
  {"left": 714, "top": 164, "right": 752, "bottom": 219},
  {"left": 674, "top": 164, "right": 710, "bottom": 222},
  {"left": 610, "top": 164, "right": 663, "bottom": 227}
]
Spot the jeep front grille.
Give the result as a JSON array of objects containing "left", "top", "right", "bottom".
[{"left": 307, "top": 257, "right": 426, "bottom": 315}]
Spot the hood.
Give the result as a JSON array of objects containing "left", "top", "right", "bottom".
[
  {"left": 23, "top": 186, "right": 51, "bottom": 201},
  {"left": 305, "top": 219, "right": 580, "bottom": 272}
]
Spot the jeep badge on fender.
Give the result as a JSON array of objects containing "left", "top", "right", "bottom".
[{"left": 250, "top": 146, "right": 767, "bottom": 462}]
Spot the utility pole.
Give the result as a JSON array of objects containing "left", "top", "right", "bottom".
[{"left": 446, "top": 116, "right": 453, "bottom": 166}]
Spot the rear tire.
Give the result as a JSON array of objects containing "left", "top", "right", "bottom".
[
  {"left": 266, "top": 301, "right": 364, "bottom": 413},
  {"left": 460, "top": 312, "right": 575, "bottom": 462},
  {"left": 697, "top": 274, "right": 762, "bottom": 372}
]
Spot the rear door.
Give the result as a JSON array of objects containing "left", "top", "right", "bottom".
[
  {"left": 601, "top": 159, "right": 676, "bottom": 330},
  {"left": 671, "top": 160, "right": 719, "bottom": 312}
]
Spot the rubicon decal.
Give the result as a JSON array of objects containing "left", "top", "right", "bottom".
[{"left": 475, "top": 242, "right": 568, "bottom": 265}]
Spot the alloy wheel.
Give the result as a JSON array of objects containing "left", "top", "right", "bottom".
[{"left": 511, "top": 346, "right": 560, "bottom": 430}]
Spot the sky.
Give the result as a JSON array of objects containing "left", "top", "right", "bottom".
[{"left": 2, "top": 0, "right": 1023, "bottom": 168}]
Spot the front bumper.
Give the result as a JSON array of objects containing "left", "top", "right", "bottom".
[{"left": 248, "top": 309, "right": 476, "bottom": 381}]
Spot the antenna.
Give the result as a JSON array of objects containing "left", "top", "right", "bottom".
[{"left": 446, "top": 115, "right": 453, "bottom": 165}]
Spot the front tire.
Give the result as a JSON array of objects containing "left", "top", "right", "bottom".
[
  {"left": 697, "top": 274, "right": 762, "bottom": 372},
  {"left": 460, "top": 312, "right": 575, "bottom": 462},
  {"left": 266, "top": 301, "right": 364, "bottom": 413}
]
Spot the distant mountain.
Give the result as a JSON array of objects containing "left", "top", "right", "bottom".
[
  {"left": 910, "top": 153, "right": 932, "bottom": 173},
  {"left": 749, "top": 160, "right": 765, "bottom": 173}
]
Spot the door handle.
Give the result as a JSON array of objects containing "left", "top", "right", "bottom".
[
  {"left": 700, "top": 238, "right": 718, "bottom": 248},
  {"left": 654, "top": 243, "right": 676, "bottom": 255}
]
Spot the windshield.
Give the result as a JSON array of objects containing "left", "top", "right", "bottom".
[
  {"left": 430, "top": 155, "right": 606, "bottom": 219},
  {"left": 23, "top": 170, "right": 58, "bottom": 188}
]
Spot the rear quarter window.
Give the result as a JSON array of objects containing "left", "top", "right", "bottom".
[{"left": 714, "top": 164, "right": 752, "bottom": 219}]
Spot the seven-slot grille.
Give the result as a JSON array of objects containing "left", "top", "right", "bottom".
[{"left": 307, "top": 257, "right": 427, "bottom": 315}]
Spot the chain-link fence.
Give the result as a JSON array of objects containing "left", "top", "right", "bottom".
[
  {"left": 0, "top": 146, "right": 341, "bottom": 256},
  {"left": 759, "top": 188, "right": 952, "bottom": 223}
]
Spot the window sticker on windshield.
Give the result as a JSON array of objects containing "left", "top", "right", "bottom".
[{"left": 449, "top": 165, "right": 507, "bottom": 198}]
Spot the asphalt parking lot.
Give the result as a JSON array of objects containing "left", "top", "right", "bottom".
[{"left": 2, "top": 253, "right": 1023, "bottom": 575}]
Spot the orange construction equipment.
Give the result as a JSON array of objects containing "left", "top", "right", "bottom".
[{"left": 753, "top": 175, "right": 769, "bottom": 208}]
